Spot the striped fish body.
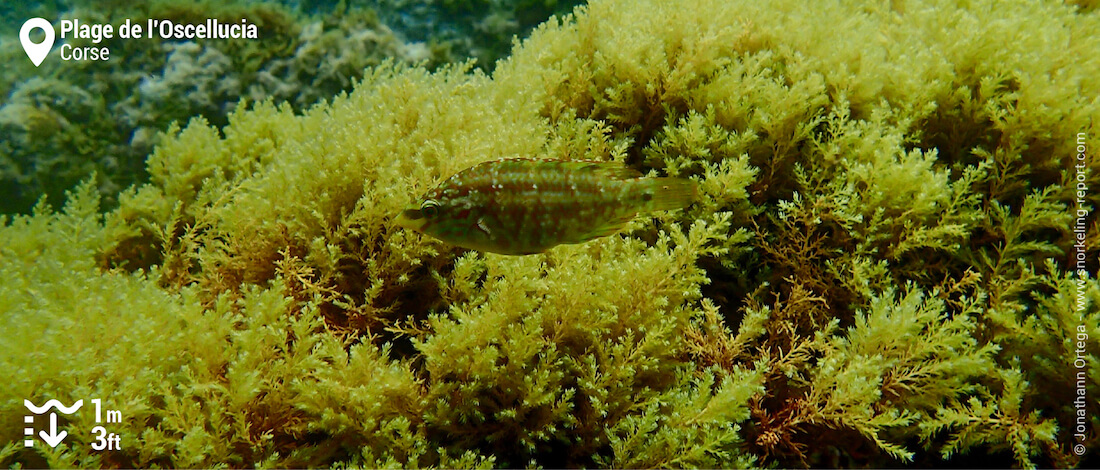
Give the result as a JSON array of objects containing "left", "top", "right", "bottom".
[{"left": 395, "top": 158, "right": 696, "bottom": 255}]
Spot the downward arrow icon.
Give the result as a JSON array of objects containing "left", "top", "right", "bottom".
[{"left": 39, "top": 413, "right": 67, "bottom": 447}]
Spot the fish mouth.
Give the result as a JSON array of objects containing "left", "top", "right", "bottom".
[{"left": 394, "top": 207, "right": 426, "bottom": 231}]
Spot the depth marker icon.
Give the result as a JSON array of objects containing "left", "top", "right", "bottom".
[{"left": 24, "top": 399, "right": 82, "bottom": 448}]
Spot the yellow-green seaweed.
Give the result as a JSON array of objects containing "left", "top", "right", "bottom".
[{"left": 2, "top": 0, "right": 1099, "bottom": 468}]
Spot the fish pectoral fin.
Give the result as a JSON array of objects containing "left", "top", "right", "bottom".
[{"left": 476, "top": 218, "right": 493, "bottom": 238}]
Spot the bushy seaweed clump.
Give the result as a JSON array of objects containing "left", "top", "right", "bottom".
[{"left": 2, "top": 0, "right": 1099, "bottom": 468}]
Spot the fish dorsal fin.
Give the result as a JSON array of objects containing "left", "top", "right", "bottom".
[{"left": 574, "top": 161, "right": 642, "bottom": 180}]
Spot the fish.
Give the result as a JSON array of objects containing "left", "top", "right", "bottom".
[{"left": 394, "top": 158, "right": 697, "bottom": 255}]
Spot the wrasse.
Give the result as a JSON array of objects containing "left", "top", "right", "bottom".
[{"left": 394, "top": 158, "right": 697, "bottom": 255}]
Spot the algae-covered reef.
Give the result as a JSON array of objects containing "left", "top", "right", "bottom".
[
  {"left": 0, "top": 0, "right": 580, "bottom": 215},
  {"left": 0, "top": 0, "right": 423, "bottom": 216},
  {"left": 2, "top": 0, "right": 1099, "bottom": 467}
]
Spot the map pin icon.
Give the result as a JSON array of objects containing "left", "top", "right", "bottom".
[{"left": 20, "top": 18, "right": 55, "bottom": 67}]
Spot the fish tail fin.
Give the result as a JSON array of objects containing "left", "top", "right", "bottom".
[{"left": 636, "top": 178, "right": 698, "bottom": 212}]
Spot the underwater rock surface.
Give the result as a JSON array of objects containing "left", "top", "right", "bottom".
[{"left": 1, "top": 0, "right": 1099, "bottom": 468}]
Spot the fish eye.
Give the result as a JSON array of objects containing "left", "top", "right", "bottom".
[{"left": 420, "top": 200, "right": 440, "bottom": 218}]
